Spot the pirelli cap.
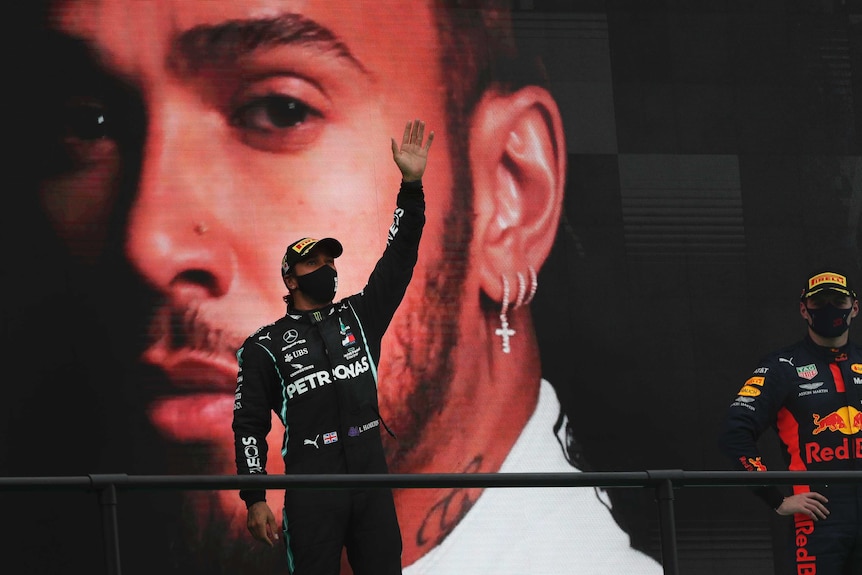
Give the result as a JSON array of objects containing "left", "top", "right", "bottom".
[
  {"left": 281, "top": 237, "right": 343, "bottom": 278},
  {"left": 800, "top": 269, "right": 857, "bottom": 300}
]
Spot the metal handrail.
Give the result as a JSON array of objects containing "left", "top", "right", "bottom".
[
  {"left": 4, "top": 469, "right": 860, "bottom": 490},
  {"left": 2, "top": 470, "right": 861, "bottom": 575}
]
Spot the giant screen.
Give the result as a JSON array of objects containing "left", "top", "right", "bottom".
[{"left": 3, "top": 1, "right": 861, "bottom": 574}]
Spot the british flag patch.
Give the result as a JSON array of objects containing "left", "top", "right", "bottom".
[{"left": 323, "top": 431, "right": 338, "bottom": 444}]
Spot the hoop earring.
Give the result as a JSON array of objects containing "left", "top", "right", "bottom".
[
  {"left": 514, "top": 271, "right": 527, "bottom": 308},
  {"left": 523, "top": 266, "right": 538, "bottom": 305},
  {"left": 495, "top": 275, "right": 515, "bottom": 354}
]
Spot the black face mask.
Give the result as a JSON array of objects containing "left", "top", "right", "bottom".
[
  {"left": 295, "top": 265, "right": 338, "bottom": 305},
  {"left": 805, "top": 304, "right": 852, "bottom": 339}
]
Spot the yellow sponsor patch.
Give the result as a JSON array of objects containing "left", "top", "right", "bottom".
[
  {"left": 292, "top": 238, "right": 317, "bottom": 254},
  {"left": 738, "top": 385, "right": 762, "bottom": 397},
  {"left": 852, "top": 364, "right": 862, "bottom": 374},
  {"left": 809, "top": 272, "right": 847, "bottom": 289},
  {"left": 745, "top": 376, "right": 766, "bottom": 386}
]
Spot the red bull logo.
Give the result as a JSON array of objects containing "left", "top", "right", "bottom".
[
  {"left": 812, "top": 412, "right": 847, "bottom": 434},
  {"left": 738, "top": 456, "right": 767, "bottom": 472},
  {"left": 805, "top": 437, "right": 862, "bottom": 463},
  {"left": 852, "top": 363, "right": 862, "bottom": 374},
  {"left": 794, "top": 516, "right": 816, "bottom": 575},
  {"left": 805, "top": 407, "right": 862, "bottom": 464},
  {"left": 747, "top": 457, "right": 766, "bottom": 471},
  {"left": 812, "top": 406, "right": 861, "bottom": 435}
]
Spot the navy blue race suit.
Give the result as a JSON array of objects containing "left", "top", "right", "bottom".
[
  {"left": 719, "top": 335, "right": 862, "bottom": 575},
  {"left": 232, "top": 180, "right": 424, "bottom": 575}
]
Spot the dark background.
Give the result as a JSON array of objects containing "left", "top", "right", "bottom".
[{"left": 529, "top": 1, "right": 862, "bottom": 573}]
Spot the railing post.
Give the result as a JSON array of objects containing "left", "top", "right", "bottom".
[
  {"left": 647, "top": 470, "right": 681, "bottom": 575},
  {"left": 89, "top": 474, "right": 127, "bottom": 575}
]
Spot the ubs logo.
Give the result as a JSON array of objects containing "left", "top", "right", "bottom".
[{"left": 285, "top": 347, "right": 309, "bottom": 362}]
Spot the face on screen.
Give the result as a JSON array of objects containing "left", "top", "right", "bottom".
[
  {"left": 33, "top": 0, "right": 567, "bottom": 561},
  {"left": 37, "top": 0, "right": 456, "bottom": 530}
]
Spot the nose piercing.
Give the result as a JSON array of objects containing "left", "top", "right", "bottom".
[{"left": 194, "top": 222, "right": 209, "bottom": 235}]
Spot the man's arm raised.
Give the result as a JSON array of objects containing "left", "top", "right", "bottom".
[{"left": 391, "top": 119, "right": 434, "bottom": 182}]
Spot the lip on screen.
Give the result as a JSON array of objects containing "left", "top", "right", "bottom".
[{"left": 148, "top": 393, "right": 235, "bottom": 442}]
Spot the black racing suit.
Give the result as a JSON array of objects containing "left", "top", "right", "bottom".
[
  {"left": 719, "top": 335, "right": 862, "bottom": 575},
  {"left": 232, "top": 180, "right": 424, "bottom": 575}
]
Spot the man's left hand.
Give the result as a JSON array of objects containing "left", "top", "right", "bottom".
[{"left": 392, "top": 119, "right": 434, "bottom": 182}]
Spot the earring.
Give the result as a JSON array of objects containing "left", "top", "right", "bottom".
[
  {"left": 514, "top": 271, "right": 527, "bottom": 307},
  {"left": 512, "top": 267, "right": 539, "bottom": 309},
  {"left": 523, "top": 266, "right": 538, "bottom": 305},
  {"left": 495, "top": 275, "right": 515, "bottom": 354},
  {"left": 194, "top": 222, "right": 209, "bottom": 235}
]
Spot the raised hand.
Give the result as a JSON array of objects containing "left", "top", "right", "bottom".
[{"left": 391, "top": 119, "right": 434, "bottom": 182}]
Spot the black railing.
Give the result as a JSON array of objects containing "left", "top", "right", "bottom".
[{"left": 2, "top": 470, "right": 861, "bottom": 575}]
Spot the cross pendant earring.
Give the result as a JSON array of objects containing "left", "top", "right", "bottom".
[
  {"left": 496, "top": 315, "right": 515, "bottom": 353},
  {"left": 495, "top": 275, "right": 515, "bottom": 353}
]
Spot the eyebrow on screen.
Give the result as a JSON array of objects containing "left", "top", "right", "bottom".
[{"left": 169, "top": 13, "right": 369, "bottom": 75}]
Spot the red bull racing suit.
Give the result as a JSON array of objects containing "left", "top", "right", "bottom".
[
  {"left": 232, "top": 181, "right": 425, "bottom": 575},
  {"left": 719, "top": 335, "right": 862, "bottom": 574}
]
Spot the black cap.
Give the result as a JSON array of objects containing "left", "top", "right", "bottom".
[
  {"left": 800, "top": 269, "right": 857, "bottom": 300},
  {"left": 281, "top": 237, "right": 343, "bottom": 279}
]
